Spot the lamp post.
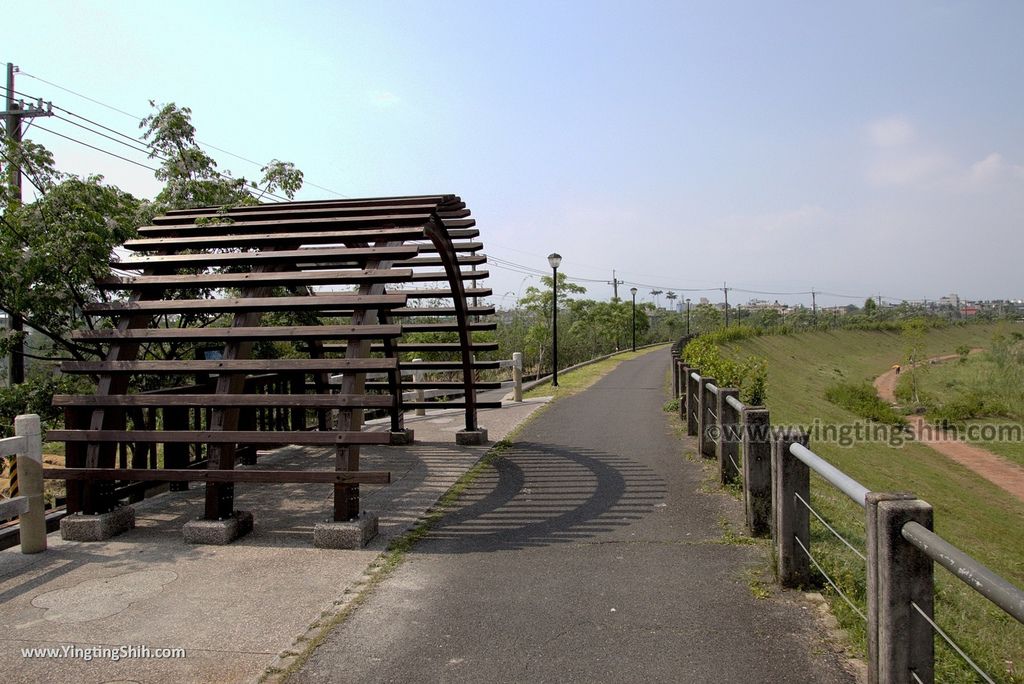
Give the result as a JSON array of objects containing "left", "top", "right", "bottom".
[
  {"left": 685, "top": 298, "right": 691, "bottom": 336},
  {"left": 630, "top": 287, "right": 638, "bottom": 352},
  {"left": 547, "top": 253, "right": 562, "bottom": 387}
]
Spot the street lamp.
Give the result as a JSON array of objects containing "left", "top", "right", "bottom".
[
  {"left": 547, "top": 253, "right": 562, "bottom": 387},
  {"left": 630, "top": 287, "right": 638, "bottom": 352},
  {"left": 685, "top": 298, "right": 691, "bottom": 336}
]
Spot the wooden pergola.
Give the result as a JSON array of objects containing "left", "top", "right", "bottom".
[{"left": 46, "top": 194, "right": 496, "bottom": 525}]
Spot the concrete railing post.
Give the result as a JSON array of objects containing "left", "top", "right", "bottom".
[
  {"left": 512, "top": 352, "right": 523, "bottom": 402},
  {"left": 697, "top": 376, "right": 717, "bottom": 458},
  {"left": 412, "top": 358, "right": 425, "bottom": 416},
  {"left": 866, "top": 494, "right": 935, "bottom": 684},
  {"left": 772, "top": 429, "right": 811, "bottom": 588},
  {"left": 671, "top": 354, "right": 680, "bottom": 399},
  {"left": 741, "top": 407, "right": 772, "bottom": 537},
  {"left": 683, "top": 367, "right": 699, "bottom": 436},
  {"left": 716, "top": 388, "right": 741, "bottom": 485},
  {"left": 678, "top": 364, "right": 690, "bottom": 424},
  {"left": 15, "top": 414, "right": 45, "bottom": 554}
]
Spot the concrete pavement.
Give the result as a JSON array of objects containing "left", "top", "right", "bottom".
[
  {"left": 0, "top": 396, "right": 548, "bottom": 684},
  {"left": 293, "top": 349, "right": 855, "bottom": 683}
]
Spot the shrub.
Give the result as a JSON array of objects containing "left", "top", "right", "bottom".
[
  {"left": 824, "top": 381, "right": 906, "bottom": 426},
  {"left": 683, "top": 336, "right": 768, "bottom": 405}
]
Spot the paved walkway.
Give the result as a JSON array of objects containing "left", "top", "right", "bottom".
[
  {"left": 0, "top": 397, "right": 547, "bottom": 684},
  {"left": 294, "top": 349, "right": 854, "bottom": 683}
]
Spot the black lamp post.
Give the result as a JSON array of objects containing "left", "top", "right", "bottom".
[
  {"left": 630, "top": 287, "right": 638, "bottom": 352},
  {"left": 685, "top": 298, "right": 691, "bottom": 336},
  {"left": 548, "top": 253, "right": 562, "bottom": 387}
]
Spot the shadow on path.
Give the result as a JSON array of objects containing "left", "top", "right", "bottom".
[{"left": 422, "top": 441, "right": 667, "bottom": 552}]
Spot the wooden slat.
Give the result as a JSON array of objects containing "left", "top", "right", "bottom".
[
  {"left": 47, "top": 430, "right": 393, "bottom": 445},
  {"left": 400, "top": 322, "right": 498, "bottom": 332},
  {"left": 366, "top": 381, "right": 503, "bottom": 390},
  {"left": 125, "top": 226, "right": 429, "bottom": 251},
  {"left": 389, "top": 306, "right": 495, "bottom": 317},
  {"left": 155, "top": 204, "right": 444, "bottom": 223},
  {"left": 83, "top": 294, "right": 407, "bottom": 316},
  {"left": 72, "top": 325, "right": 403, "bottom": 343},
  {"left": 394, "top": 254, "right": 486, "bottom": 267},
  {"left": 322, "top": 342, "right": 499, "bottom": 353},
  {"left": 62, "top": 358, "right": 399, "bottom": 375},
  {"left": 114, "top": 245, "right": 419, "bottom": 270},
  {"left": 52, "top": 394, "right": 396, "bottom": 408},
  {"left": 409, "top": 269, "right": 489, "bottom": 282},
  {"left": 397, "top": 360, "right": 500, "bottom": 370},
  {"left": 404, "top": 401, "right": 503, "bottom": 410},
  {"left": 402, "top": 287, "right": 492, "bottom": 299},
  {"left": 44, "top": 468, "right": 391, "bottom": 485},
  {"left": 97, "top": 268, "right": 413, "bottom": 291}
]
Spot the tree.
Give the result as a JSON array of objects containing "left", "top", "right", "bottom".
[
  {"left": 692, "top": 302, "right": 723, "bottom": 332},
  {"left": 518, "top": 273, "right": 586, "bottom": 377},
  {"left": 665, "top": 291, "right": 678, "bottom": 310},
  {"left": 650, "top": 289, "right": 663, "bottom": 309},
  {"left": 863, "top": 297, "right": 878, "bottom": 315}
]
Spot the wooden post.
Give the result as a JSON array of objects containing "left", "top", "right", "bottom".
[
  {"left": 717, "top": 388, "right": 741, "bottom": 484},
  {"left": 772, "top": 429, "right": 811, "bottom": 588},
  {"left": 164, "top": 407, "right": 191, "bottom": 489},
  {"left": 742, "top": 407, "right": 772, "bottom": 537}
]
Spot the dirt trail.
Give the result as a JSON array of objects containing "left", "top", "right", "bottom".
[{"left": 874, "top": 354, "right": 1024, "bottom": 503}]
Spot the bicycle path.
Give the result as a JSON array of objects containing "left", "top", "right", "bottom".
[{"left": 292, "top": 348, "right": 854, "bottom": 683}]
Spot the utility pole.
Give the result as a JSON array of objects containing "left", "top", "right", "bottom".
[
  {"left": 607, "top": 269, "right": 623, "bottom": 301},
  {"left": 811, "top": 288, "right": 817, "bottom": 323},
  {"left": 723, "top": 282, "right": 730, "bottom": 327},
  {"left": 3, "top": 63, "right": 53, "bottom": 385}
]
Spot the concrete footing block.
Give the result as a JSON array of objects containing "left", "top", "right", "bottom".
[
  {"left": 60, "top": 506, "right": 136, "bottom": 542},
  {"left": 313, "top": 512, "right": 379, "bottom": 549},
  {"left": 183, "top": 510, "right": 254, "bottom": 545},
  {"left": 389, "top": 429, "right": 415, "bottom": 445},
  {"left": 456, "top": 428, "right": 489, "bottom": 446}
]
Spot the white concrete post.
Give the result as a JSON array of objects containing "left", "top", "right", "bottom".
[
  {"left": 512, "top": 352, "right": 523, "bottom": 402},
  {"left": 412, "top": 358, "right": 425, "bottom": 416},
  {"left": 15, "top": 414, "right": 46, "bottom": 554}
]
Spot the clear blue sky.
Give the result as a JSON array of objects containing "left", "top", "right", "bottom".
[{"left": 5, "top": 1, "right": 1023, "bottom": 307}]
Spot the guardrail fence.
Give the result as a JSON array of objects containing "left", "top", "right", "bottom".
[
  {"left": 0, "top": 414, "right": 46, "bottom": 554},
  {"left": 674, "top": 356, "right": 1024, "bottom": 684}
]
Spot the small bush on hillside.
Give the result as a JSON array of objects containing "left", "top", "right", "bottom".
[
  {"left": 824, "top": 381, "right": 906, "bottom": 426},
  {"left": 683, "top": 336, "right": 768, "bottom": 405}
]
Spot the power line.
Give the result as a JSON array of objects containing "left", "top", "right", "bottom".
[
  {"left": 17, "top": 69, "right": 349, "bottom": 199},
  {"left": 30, "top": 123, "right": 160, "bottom": 172}
]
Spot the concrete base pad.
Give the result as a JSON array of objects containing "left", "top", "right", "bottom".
[
  {"left": 182, "top": 510, "right": 254, "bottom": 545},
  {"left": 313, "top": 512, "right": 379, "bottom": 549},
  {"left": 456, "top": 428, "right": 489, "bottom": 446},
  {"left": 389, "top": 429, "right": 415, "bottom": 445},
  {"left": 60, "top": 506, "right": 136, "bottom": 542}
]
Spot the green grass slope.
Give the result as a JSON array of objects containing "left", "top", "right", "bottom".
[{"left": 720, "top": 323, "right": 1024, "bottom": 683}]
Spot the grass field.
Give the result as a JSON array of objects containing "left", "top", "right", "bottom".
[{"left": 720, "top": 322, "right": 1024, "bottom": 683}]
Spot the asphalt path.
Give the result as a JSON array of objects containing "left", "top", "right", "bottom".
[{"left": 293, "top": 348, "right": 853, "bottom": 683}]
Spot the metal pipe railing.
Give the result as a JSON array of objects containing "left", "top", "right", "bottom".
[
  {"left": 788, "top": 443, "right": 870, "bottom": 507},
  {"left": 725, "top": 395, "right": 745, "bottom": 412},
  {"left": 902, "top": 520, "right": 1024, "bottom": 625}
]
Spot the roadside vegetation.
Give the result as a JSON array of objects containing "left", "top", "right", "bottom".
[
  {"left": 895, "top": 326, "right": 1024, "bottom": 468},
  {"left": 714, "top": 322, "right": 1024, "bottom": 683}
]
